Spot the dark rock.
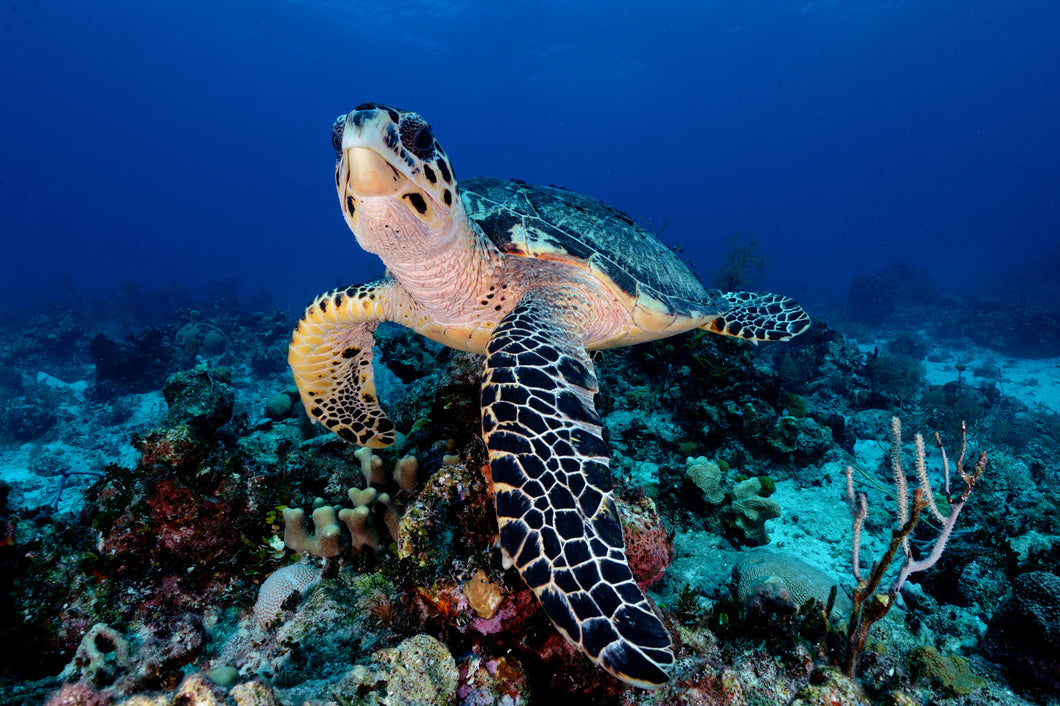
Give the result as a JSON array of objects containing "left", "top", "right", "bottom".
[
  {"left": 89, "top": 327, "right": 174, "bottom": 397},
  {"left": 161, "top": 365, "right": 234, "bottom": 437},
  {"left": 0, "top": 398, "right": 57, "bottom": 441},
  {"left": 982, "top": 570, "right": 1060, "bottom": 694},
  {"left": 813, "top": 412, "right": 855, "bottom": 454},
  {"left": 264, "top": 390, "right": 296, "bottom": 421}
]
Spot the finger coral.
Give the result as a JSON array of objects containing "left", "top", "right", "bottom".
[
  {"left": 282, "top": 504, "right": 342, "bottom": 557},
  {"left": 338, "top": 505, "right": 382, "bottom": 553},
  {"left": 393, "top": 454, "right": 419, "bottom": 491},
  {"left": 355, "top": 446, "right": 388, "bottom": 485}
]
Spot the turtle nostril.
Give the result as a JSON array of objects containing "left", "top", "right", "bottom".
[{"left": 331, "top": 115, "right": 346, "bottom": 154}]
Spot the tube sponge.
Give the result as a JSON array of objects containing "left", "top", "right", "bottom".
[{"left": 60, "top": 623, "right": 131, "bottom": 686}]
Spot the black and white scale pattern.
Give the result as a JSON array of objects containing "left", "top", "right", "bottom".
[{"left": 481, "top": 296, "right": 674, "bottom": 687}]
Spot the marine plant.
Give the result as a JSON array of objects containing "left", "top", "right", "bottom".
[
  {"left": 48, "top": 468, "right": 105, "bottom": 513},
  {"left": 711, "top": 230, "right": 767, "bottom": 291},
  {"left": 780, "top": 391, "right": 807, "bottom": 418},
  {"left": 841, "top": 417, "right": 987, "bottom": 677},
  {"left": 87, "top": 327, "right": 174, "bottom": 399},
  {"left": 639, "top": 327, "right": 746, "bottom": 404},
  {"left": 863, "top": 350, "right": 925, "bottom": 407},
  {"left": 884, "top": 332, "right": 929, "bottom": 361},
  {"left": 919, "top": 384, "right": 988, "bottom": 441},
  {"left": 671, "top": 583, "right": 706, "bottom": 627}
]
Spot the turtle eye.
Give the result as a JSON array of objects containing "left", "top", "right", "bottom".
[
  {"left": 412, "top": 126, "right": 434, "bottom": 152},
  {"left": 331, "top": 114, "right": 346, "bottom": 154},
  {"left": 400, "top": 118, "right": 435, "bottom": 160}
]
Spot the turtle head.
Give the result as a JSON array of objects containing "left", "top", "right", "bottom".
[{"left": 333, "top": 104, "right": 460, "bottom": 255}]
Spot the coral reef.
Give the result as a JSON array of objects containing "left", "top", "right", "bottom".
[
  {"left": 1, "top": 281, "right": 1057, "bottom": 705},
  {"left": 846, "top": 261, "right": 938, "bottom": 324},
  {"left": 463, "top": 568, "right": 505, "bottom": 619},
  {"left": 982, "top": 570, "right": 1060, "bottom": 693},
  {"left": 0, "top": 396, "right": 58, "bottom": 441},
  {"left": 908, "top": 645, "right": 986, "bottom": 696},
  {"left": 59, "top": 623, "right": 130, "bottom": 687},
  {"left": 618, "top": 493, "right": 672, "bottom": 590},
  {"left": 457, "top": 653, "right": 531, "bottom": 705},
  {"left": 281, "top": 504, "right": 342, "bottom": 557},
  {"left": 161, "top": 364, "right": 234, "bottom": 436},
  {"left": 262, "top": 388, "right": 296, "bottom": 421},
  {"left": 372, "top": 634, "right": 458, "bottom": 704},
  {"left": 175, "top": 318, "right": 229, "bottom": 362},
  {"left": 729, "top": 477, "right": 782, "bottom": 545}
]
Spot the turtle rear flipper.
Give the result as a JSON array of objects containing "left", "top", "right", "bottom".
[
  {"left": 702, "top": 291, "right": 811, "bottom": 342},
  {"left": 482, "top": 296, "right": 674, "bottom": 688},
  {"left": 288, "top": 282, "right": 397, "bottom": 448}
]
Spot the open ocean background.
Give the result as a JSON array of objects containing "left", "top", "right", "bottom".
[
  {"left": 6, "top": 3, "right": 1060, "bottom": 703},
  {"left": 3, "top": 0, "right": 1058, "bottom": 319}
]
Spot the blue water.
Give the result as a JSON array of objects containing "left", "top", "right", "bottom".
[{"left": 2, "top": 1, "right": 1058, "bottom": 317}]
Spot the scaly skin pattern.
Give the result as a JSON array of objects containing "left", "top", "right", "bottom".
[
  {"left": 289, "top": 103, "right": 810, "bottom": 687},
  {"left": 481, "top": 293, "right": 674, "bottom": 686},
  {"left": 289, "top": 280, "right": 406, "bottom": 447}
]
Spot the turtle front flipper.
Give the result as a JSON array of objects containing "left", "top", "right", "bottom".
[
  {"left": 481, "top": 296, "right": 674, "bottom": 688},
  {"left": 288, "top": 281, "right": 399, "bottom": 448},
  {"left": 702, "top": 291, "right": 811, "bottom": 342}
]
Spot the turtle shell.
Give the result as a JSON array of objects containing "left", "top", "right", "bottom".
[{"left": 460, "top": 177, "right": 725, "bottom": 320}]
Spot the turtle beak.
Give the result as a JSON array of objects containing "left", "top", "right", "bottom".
[
  {"left": 341, "top": 108, "right": 411, "bottom": 198},
  {"left": 335, "top": 105, "right": 454, "bottom": 232},
  {"left": 346, "top": 147, "right": 406, "bottom": 197}
]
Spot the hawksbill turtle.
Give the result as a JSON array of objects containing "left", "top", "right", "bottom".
[{"left": 288, "top": 103, "right": 810, "bottom": 687}]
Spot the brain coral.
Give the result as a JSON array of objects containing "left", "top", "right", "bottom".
[
  {"left": 253, "top": 563, "right": 322, "bottom": 626},
  {"left": 733, "top": 551, "right": 851, "bottom": 617}
]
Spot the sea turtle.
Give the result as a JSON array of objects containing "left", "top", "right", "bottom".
[{"left": 288, "top": 103, "right": 810, "bottom": 687}]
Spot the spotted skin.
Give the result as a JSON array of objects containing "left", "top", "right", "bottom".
[
  {"left": 482, "top": 295, "right": 674, "bottom": 687},
  {"left": 289, "top": 282, "right": 403, "bottom": 448}
]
